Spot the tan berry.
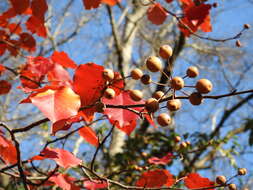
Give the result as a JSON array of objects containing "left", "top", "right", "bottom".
[
  {"left": 228, "top": 184, "right": 237, "bottom": 190},
  {"left": 104, "top": 88, "right": 115, "bottom": 99},
  {"left": 145, "top": 98, "right": 159, "bottom": 113},
  {"left": 146, "top": 56, "right": 162, "bottom": 72},
  {"left": 189, "top": 92, "right": 203, "bottom": 105},
  {"left": 238, "top": 168, "right": 247, "bottom": 175},
  {"left": 152, "top": 91, "right": 164, "bottom": 100},
  {"left": 129, "top": 89, "right": 143, "bottom": 101},
  {"left": 174, "top": 136, "right": 181, "bottom": 143},
  {"left": 180, "top": 142, "right": 187, "bottom": 149},
  {"left": 159, "top": 44, "right": 173, "bottom": 59},
  {"left": 244, "top": 24, "right": 250, "bottom": 29},
  {"left": 196, "top": 79, "right": 213, "bottom": 94},
  {"left": 95, "top": 101, "right": 106, "bottom": 113},
  {"left": 186, "top": 66, "right": 199, "bottom": 78},
  {"left": 131, "top": 68, "right": 143, "bottom": 80},
  {"left": 167, "top": 99, "right": 182, "bottom": 111},
  {"left": 186, "top": 141, "right": 191, "bottom": 146},
  {"left": 216, "top": 175, "right": 226, "bottom": 185},
  {"left": 141, "top": 152, "right": 148, "bottom": 157},
  {"left": 103, "top": 68, "right": 114, "bottom": 81},
  {"left": 171, "top": 77, "right": 184, "bottom": 90},
  {"left": 157, "top": 113, "right": 171, "bottom": 126},
  {"left": 141, "top": 74, "right": 152, "bottom": 85}
]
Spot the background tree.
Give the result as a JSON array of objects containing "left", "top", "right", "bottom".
[{"left": 0, "top": 0, "right": 252, "bottom": 189}]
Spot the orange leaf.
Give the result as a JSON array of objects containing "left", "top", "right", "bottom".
[
  {"left": 147, "top": 3, "right": 168, "bottom": 25},
  {"left": 51, "top": 51, "right": 77, "bottom": 69},
  {"left": 0, "top": 64, "right": 6, "bottom": 75},
  {"left": 79, "top": 126, "right": 99, "bottom": 147},
  {"left": 0, "top": 135, "right": 17, "bottom": 164},
  {"left": 184, "top": 173, "right": 215, "bottom": 190},
  {"left": 102, "top": 0, "right": 120, "bottom": 6}
]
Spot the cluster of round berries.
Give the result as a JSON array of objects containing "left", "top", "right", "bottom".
[
  {"left": 128, "top": 44, "right": 213, "bottom": 127},
  {"left": 215, "top": 168, "right": 247, "bottom": 190}
]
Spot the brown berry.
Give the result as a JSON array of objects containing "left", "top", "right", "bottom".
[
  {"left": 174, "top": 136, "right": 181, "bottom": 143},
  {"left": 129, "top": 89, "right": 143, "bottom": 101},
  {"left": 171, "top": 77, "right": 184, "bottom": 90},
  {"left": 244, "top": 24, "right": 250, "bottom": 29},
  {"left": 216, "top": 175, "right": 226, "bottom": 185},
  {"left": 103, "top": 68, "right": 114, "bottom": 81},
  {"left": 159, "top": 45, "right": 173, "bottom": 59},
  {"left": 180, "top": 142, "right": 187, "bottom": 149},
  {"left": 189, "top": 92, "right": 203, "bottom": 105},
  {"left": 186, "top": 66, "right": 199, "bottom": 78},
  {"left": 236, "top": 40, "right": 242, "bottom": 47},
  {"left": 238, "top": 168, "right": 247, "bottom": 175},
  {"left": 145, "top": 98, "right": 159, "bottom": 113},
  {"left": 157, "top": 113, "right": 171, "bottom": 126},
  {"left": 95, "top": 101, "right": 106, "bottom": 113},
  {"left": 228, "top": 184, "right": 237, "bottom": 190},
  {"left": 131, "top": 68, "right": 143, "bottom": 80},
  {"left": 186, "top": 141, "right": 191, "bottom": 146},
  {"left": 146, "top": 56, "right": 162, "bottom": 72},
  {"left": 167, "top": 99, "right": 181, "bottom": 111},
  {"left": 141, "top": 74, "right": 152, "bottom": 85},
  {"left": 212, "top": 2, "right": 218, "bottom": 7},
  {"left": 196, "top": 79, "right": 213, "bottom": 94},
  {"left": 104, "top": 88, "right": 115, "bottom": 99},
  {"left": 141, "top": 152, "right": 148, "bottom": 157},
  {"left": 152, "top": 91, "right": 164, "bottom": 100}
]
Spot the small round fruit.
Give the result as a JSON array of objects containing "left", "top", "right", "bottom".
[
  {"left": 196, "top": 79, "right": 213, "bottom": 94},
  {"left": 141, "top": 74, "right": 152, "bottom": 85},
  {"left": 216, "top": 175, "right": 226, "bottom": 185},
  {"left": 131, "top": 68, "right": 143, "bottom": 80},
  {"left": 145, "top": 98, "right": 159, "bottom": 113},
  {"left": 228, "top": 184, "right": 237, "bottom": 190},
  {"left": 238, "top": 168, "right": 247, "bottom": 175},
  {"left": 180, "top": 142, "right": 187, "bottom": 149},
  {"left": 146, "top": 56, "right": 162, "bottom": 72},
  {"left": 186, "top": 66, "right": 199, "bottom": 78},
  {"left": 189, "top": 92, "right": 203, "bottom": 105},
  {"left": 141, "top": 152, "right": 148, "bottom": 157},
  {"left": 157, "top": 113, "right": 171, "bottom": 126},
  {"left": 104, "top": 88, "right": 115, "bottom": 99},
  {"left": 152, "top": 91, "right": 164, "bottom": 100},
  {"left": 103, "top": 68, "right": 114, "bottom": 81},
  {"left": 174, "top": 136, "right": 181, "bottom": 143},
  {"left": 171, "top": 77, "right": 184, "bottom": 90},
  {"left": 129, "top": 90, "right": 143, "bottom": 101},
  {"left": 95, "top": 101, "right": 106, "bottom": 113},
  {"left": 244, "top": 24, "right": 250, "bottom": 29},
  {"left": 159, "top": 45, "right": 173, "bottom": 59},
  {"left": 236, "top": 40, "right": 242, "bottom": 47},
  {"left": 167, "top": 99, "right": 181, "bottom": 111}
]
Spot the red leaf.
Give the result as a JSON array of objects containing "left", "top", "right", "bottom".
[
  {"left": 0, "top": 64, "right": 6, "bottom": 75},
  {"left": 26, "top": 15, "right": 47, "bottom": 38},
  {"left": 136, "top": 169, "right": 175, "bottom": 188},
  {"left": 7, "top": 23, "right": 22, "bottom": 34},
  {"left": 9, "top": 0, "right": 30, "bottom": 14},
  {"left": 31, "top": 147, "right": 82, "bottom": 169},
  {"left": 51, "top": 51, "right": 77, "bottom": 69},
  {"left": 79, "top": 126, "right": 99, "bottom": 147},
  {"left": 102, "top": 91, "right": 144, "bottom": 135},
  {"left": 31, "top": 0, "right": 48, "bottom": 21},
  {"left": 19, "top": 33, "right": 36, "bottom": 52},
  {"left": 165, "top": 0, "right": 173, "bottom": 3},
  {"left": 83, "top": 179, "right": 108, "bottom": 190},
  {"left": 102, "top": 0, "right": 120, "bottom": 6},
  {"left": 0, "top": 134, "right": 17, "bottom": 164},
  {"left": 184, "top": 173, "right": 215, "bottom": 190},
  {"left": 147, "top": 3, "right": 168, "bottom": 25},
  {"left": 24, "top": 86, "right": 80, "bottom": 123},
  {"left": 148, "top": 152, "right": 173, "bottom": 165},
  {"left": 49, "top": 173, "right": 80, "bottom": 190},
  {"left": 82, "top": 0, "right": 101, "bottom": 10},
  {"left": 0, "top": 80, "right": 11, "bottom": 95}
]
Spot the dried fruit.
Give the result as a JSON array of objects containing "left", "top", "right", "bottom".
[
  {"left": 103, "top": 68, "right": 114, "bottom": 81},
  {"left": 180, "top": 142, "right": 187, "bottom": 149},
  {"left": 131, "top": 68, "right": 143, "bottom": 80},
  {"left": 171, "top": 77, "right": 184, "bottom": 90},
  {"left": 244, "top": 24, "right": 250, "bottom": 29},
  {"left": 145, "top": 98, "right": 159, "bottom": 112},
  {"left": 95, "top": 101, "right": 106, "bottom": 113},
  {"left": 167, "top": 99, "right": 181, "bottom": 111},
  {"left": 189, "top": 92, "right": 203, "bottom": 105},
  {"left": 186, "top": 66, "right": 199, "bottom": 78},
  {"left": 159, "top": 44, "right": 173, "bottom": 59},
  {"left": 196, "top": 79, "right": 212, "bottom": 94},
  {"left": 174, "top": 136, "right": 181, "bottom": 143},
  {"left": 216, "top": 175, "right": 226, "bottom": 185},
  {"left": 157, "top": 113, "right": 171, "bottom": 126},
  {"left": 228, "top": 184, "right": 237, "bottom": 190},
  {"left": 141, "top": 74, "right": 152, "bottom": 85},
  {"left": 236, "top": 40, "right": 242, "bottom": 47},
  {"left": 238, "top": 168, "right": 247, "bottom": 175},
  {"left": 129, "top": 89, "right": 143, "bottom": 101},
  {"left": 152, "top": 91, "right": 164, "bottom": 100},
  {"left": 146, "top": 56, "right": 162, "bottom": 72},
  {"left": 104, "top": 88, "right": 115, "bottom": 99}
]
